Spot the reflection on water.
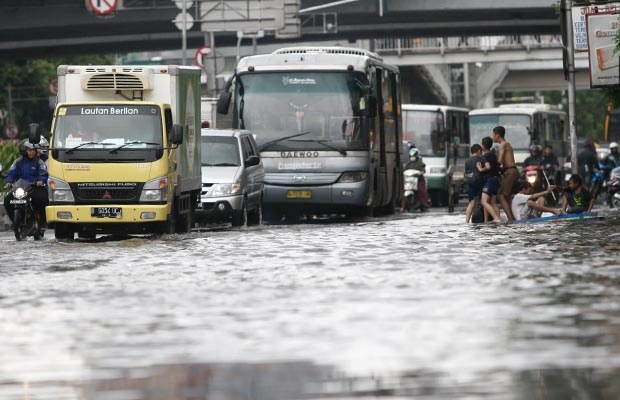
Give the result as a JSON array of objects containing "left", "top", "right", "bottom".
[{"left": 0, "top": 210, "right": 619, "bottom": 399}]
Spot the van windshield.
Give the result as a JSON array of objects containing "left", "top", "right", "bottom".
[{"left": 201, "top": 136, "right": 240, "bottom": 166}]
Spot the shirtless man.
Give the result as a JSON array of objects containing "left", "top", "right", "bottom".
[{"left": 492, "top": 126, "right": 518, "bottom": 221}]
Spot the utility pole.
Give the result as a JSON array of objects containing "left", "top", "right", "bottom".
[{"left": 565, "top": 0, "right": 578, "bottom": 174}]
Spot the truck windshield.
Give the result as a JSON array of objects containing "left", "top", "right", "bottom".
[
  {"left": 402, "top": 110, "right": 445, "bottom": 157},
  {"left": 201, "top": 136, "right": 240, "bottom": 166},
  {"left": 236, "top": 71, "right": 369, "bottom": 152},
  {"left": 469, "top": 114, "right": 531, "bottom": 151},
  {"left": 53, "top": 105, "right": 163, "bottom": 150}
]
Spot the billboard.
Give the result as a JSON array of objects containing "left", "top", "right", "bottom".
[
  {"left": 586, "top": 12, "right": 620, "bottom": 88},
  {"left": 573, "top": 3, "right": 620, "bottom": 51}
]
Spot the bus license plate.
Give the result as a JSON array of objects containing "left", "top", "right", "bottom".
[
  {"left": 91, "top": 207, "right": 122, "bottom": 218},
  {"left": 287, "top": 190, "right": 312, "bottom": 199}
]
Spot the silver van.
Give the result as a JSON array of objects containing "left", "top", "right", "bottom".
[{"left": 197, "top": 129, "right": 264, "bottom": 226}]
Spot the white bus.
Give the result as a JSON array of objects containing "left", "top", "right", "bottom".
[
  {"left": 469, "top": 104, "right": 569, "bottom": 166},
  {"left": 402, "top": 104, "right": 469, "bottom": 207},
  {"left": 217, "top": 46, "right": 402, "bottom": 222}
]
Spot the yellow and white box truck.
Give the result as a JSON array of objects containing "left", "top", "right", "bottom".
[{"left": 31, "top": 65, "right": 202, "bottom": 239}]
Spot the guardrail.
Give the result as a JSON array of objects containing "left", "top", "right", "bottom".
[{"left": 374, "top": 34, "right": 563, "bottom": 55}]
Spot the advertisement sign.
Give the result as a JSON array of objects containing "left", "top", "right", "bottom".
[
  {"left": 586, "top": 12, "right": 620, "bottom": 88},
  {"left": 574, "top": 3, "right": 620, "bottom": 51}
]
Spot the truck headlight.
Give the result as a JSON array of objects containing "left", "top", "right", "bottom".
[
  {"left": 48, "top": 177, "right": 74, "bottom": 203},
  {"left": 140, "top": 177, "right": 168, "bottom": 202},
  {"left": 211, "top": 183, "right": 241, "bottom": 196},
  {"left": 337, "top": 171, "right": 368, "bottom": 183}
]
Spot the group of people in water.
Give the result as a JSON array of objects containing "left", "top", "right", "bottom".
[{"left": 464, "top": 125, "right": 594, "bottom": 224}]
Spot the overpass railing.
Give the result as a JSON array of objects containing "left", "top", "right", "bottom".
[{"left": 374, "top": 34, "right": 563, "bottom": 56}]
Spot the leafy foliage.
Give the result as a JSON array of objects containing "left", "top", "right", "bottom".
[
  {"left": 0, "top": 55, "right": 115, "bottom": 140},
  {"left": 0, "top": 140, "right": 20, "bottom": 187}
]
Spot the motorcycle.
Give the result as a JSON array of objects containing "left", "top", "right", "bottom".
[
  {"left": 523, "top": 164, "right": 559, "bottom": 205},
  {"left": 523, "top": 165, "right": 542, "bottom": 189},
  {"left": 608, "top": 166, "right": 620, "bottom": 208},
  {"left": 8, "top": 178, "right": 45, "bottom": 241},
  {"left": 402, "top": 168, "right": 424, "bottom": 212}
]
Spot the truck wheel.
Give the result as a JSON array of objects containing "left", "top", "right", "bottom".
[
  {"left": 231, "top": 201, "right": 247, "bottom": 227},
  {"left": 54, "top": 223, "right": 74, "bottom": 240}
]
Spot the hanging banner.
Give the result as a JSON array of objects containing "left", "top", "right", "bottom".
[
  {"left": 586, "top": 12, "right": 620, "bottom": 88},
  {"left": 574, "top": 3, "right": 620, "bottom": 51}
]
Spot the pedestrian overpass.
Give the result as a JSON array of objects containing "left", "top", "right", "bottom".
[{"left": 372, "top": 34, "right": 592, "bottom": 109}]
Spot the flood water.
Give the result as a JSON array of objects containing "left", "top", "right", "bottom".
[{"left": 1, "top": 207, "right": 619, "bottom": 399}]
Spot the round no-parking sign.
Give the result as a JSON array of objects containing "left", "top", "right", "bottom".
[
  {"left": 5, "top": 124, "right": 19, "bottom": 139},
  {"left": 194, "top": 45, "right": 212, "bottom": 68},
  {"left": 86, "top": 0, "right": 118, "bottom": 16}
]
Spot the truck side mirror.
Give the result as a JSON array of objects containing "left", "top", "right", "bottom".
[
  {"left": 28, "top": 123, "right": 41, "bottom": 144},
  {"left": 169, "top": 124, "right": 183, "bottom": 145},
  {"left": 217, "top": 91, "right": 232, "bottom": 115}
]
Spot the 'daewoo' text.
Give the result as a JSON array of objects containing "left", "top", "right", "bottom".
[{"left": 280, "top": 151, "right": 320, "bottom": 158}]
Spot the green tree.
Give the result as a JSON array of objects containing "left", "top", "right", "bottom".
[{"left": 0, "top": 55, "right": 115, "bottom": 140}]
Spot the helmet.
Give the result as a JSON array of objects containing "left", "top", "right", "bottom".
[
  {"left": 35, "top": 136, "right": 49, "bottom": 154},
  {"left": 529, "top": 144, "right": 540, "bottom": 153},
  {"left": 409, "top": 147, "right": 419, "bottom": 159},
  {"left": 610, "top": 142, "right": 619, "bottom": 150},
  {"left": 19, "top": 139, "right": 35, "bottom": 157}
]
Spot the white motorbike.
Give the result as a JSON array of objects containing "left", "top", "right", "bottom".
[{"left": 403, "top": 168, "right": 423, "bottom": 212}]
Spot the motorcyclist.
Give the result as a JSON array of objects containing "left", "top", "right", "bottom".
[
  {"left": 577, "top": 140, "right": 599, "bottom": 190},
  {"left": 401, "top": 147, "right": 431, "bottom": 211},
  {"left": 522, "top": 144, "right": 544, "bottom": 190},
  {"left": 3, "top": 140, "right": 49, "bottom": 226},
  {"left": 541, "top": 144, "right": 560, "bottom": 183},
  {"left": 522, "top": 144, "right": 544, "bottom": 169},
  {"left": 34, "top": 136, "right": 50, "bottom": 164},
  {"left": 602, "top": 142, "right": 620, "bottom": 180}
]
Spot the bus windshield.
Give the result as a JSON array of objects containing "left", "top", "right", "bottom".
[
  {"left": 236, "top": 71, "right": 368, "bottom": 151},
  {"left": 469, "top": 114, "right": 531, "bottom": 150},
  {"left": 403, "top": 110, "right": 445, "bottom": 157}
]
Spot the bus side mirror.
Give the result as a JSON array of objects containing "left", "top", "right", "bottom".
[
  {"left": 217, "top": 91, "right": 232, "bottom": 115},
  {"left": 367, "top": 95, "right": 377, "bottom": 118},
  {"left": 29, "top": 123, "right": 41, "bottom": 144},
  {"left": 169, "top": 124, "right": 183, "bottom": 145}
]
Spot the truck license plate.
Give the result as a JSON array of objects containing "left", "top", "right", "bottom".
[
  {"left": 286, "top": 190, "right": 312, "bottom": 199},
  {"left": 91, "top": 207, "right": 122, "bottom": 218}
]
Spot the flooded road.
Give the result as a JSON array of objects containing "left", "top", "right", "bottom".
[{"left": 1, "top": 208, "right": 620, "bottom": 399}]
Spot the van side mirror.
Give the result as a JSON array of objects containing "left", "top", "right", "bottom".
[
  {"left": 29, "top": 123, "right": 41, "bottom": 144},
  {"left": 245, "top": 155, "right": 260, "bottom": 167},
  {"left": 169, "top": 124, "right": 183, "bottom": 145},
  {"left": 217, "top": 91, "right": 232, "bottom": 115},
  {"left": 367, "top": 95, "right": 377, "bottom": 118}
]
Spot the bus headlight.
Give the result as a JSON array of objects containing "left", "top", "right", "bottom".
[
  {"left": 48, "top": 177, "right": 74, "bottom": 203},
  {"left": 211, "top": 183, "right": 241, "bottom": 196},
  {"left": 140, "top": 177, "right": 168, "bottom": 202},
  {"left": 337, "top": 171, "right": 368, "bottom": 183}
]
